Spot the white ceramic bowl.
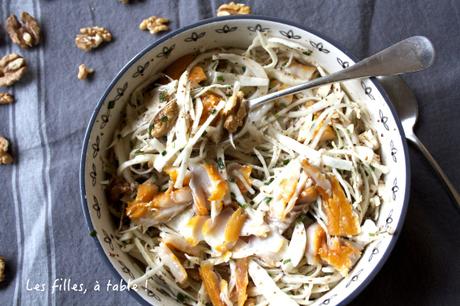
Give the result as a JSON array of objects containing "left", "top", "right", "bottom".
[{"left": 80, "top": 16, "right": 410, "bottom": 305}]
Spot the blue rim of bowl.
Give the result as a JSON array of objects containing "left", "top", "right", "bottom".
[{"left": 80, "top": 14, "right": 411, "bottom": 306}]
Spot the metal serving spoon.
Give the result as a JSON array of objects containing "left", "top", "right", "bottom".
[
  {"left": 221, "top": 36, "right": 435, "bottom": 144},
  {"left": 378, "top": 75, "right": 460, "bottom": 210}
]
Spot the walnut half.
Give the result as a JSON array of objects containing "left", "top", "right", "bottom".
[
  {"left": 139, "top": 16, "right": 169, "bottom": 34},
  {"left": 217, "top": 2, "right": 251, "bottom": 16},
  {"left": 0, "top": 136, "right": 13, "bottom": 165},
  {"left": 0, "top": 53, "right": 27, "bottom": 87},
  {"left": 75, "top": 27, "right": 112, "bottom": 52},
  {"left": 6, "top": 12, "right": 41, "bottom": 49}
]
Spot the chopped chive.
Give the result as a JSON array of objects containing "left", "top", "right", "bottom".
[
  {"left": 176, "top": 293, "right": 186, "bottom": 303},
  {"left": 147, "top": 124, "right": 153, "bottom": 136},
  {"left": 202, "top": 131, "right": 208, "bottom": 136},
  {"left": 283, "top": 159, "right": 290, "bottom": 165},
  {"left": 238, "top": 203, "right": 248, "bottom": 209},
  {"left": 264, "top": 178, "right": 274, "bottom": 185},
  {"left": 303, "top": 50, "right": 313, "bottom": 56},
  {"left": 159, "top": 91, "right": 168, "bottom": 102},
  {"left": 282, "top": 259, "right": 291, "bottom": 264},
  {"left": 89, "top": 230, "right": 97, "bottom": 237},
  {"left": 161, "top": 150, "right": 167, "bottom": 156},
  {"left": 216, "top": 75, "right": 225, "bottom": 82},
  {"left": 217, "top": 157, "right": 225, "bottom": 170},
  {"left": 296, "top": 214, "right": 307, "bottom": 223},
  {"left": 161, "top": 115, "right": 168, "bottom": 122},
  {"left": 211, "top": 109, "right": 217, "bottom": 115},
  {"left": 265, "top": 197, "right": 273, "bottom": 204}
]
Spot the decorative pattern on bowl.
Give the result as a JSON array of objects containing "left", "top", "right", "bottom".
[{"left": 80, "top": 16, "right": 410, "bottom": 306}]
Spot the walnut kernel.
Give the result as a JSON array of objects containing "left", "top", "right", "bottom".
[
  {"left": 75, "top": 27, "right": 112, "bottom": 51},
  {"left": 223, "top": 91, "right": 247, "bottom": 133},
  {"left": 0, "top": 136, "right": 13, "bottom": 165},
  {"left": 217, "top": 2, "right": 251, "bottom": 16},
  {"left": 0, "top": 257, "right": 5, "bottom": 283},
  {"left": 0, "top": 93, "right": 14, "bottom": 104},
  {"left": 139, "top": 16, "right": 169, "bottom": 34},
  {"left": 0, "top": 53, "right": 27, "bottom": 87},
  {"left": 6, "top": 12, "right": 41, "bottom": 49},
  {"left": 150, "top": 101, "right": 179, "bottom": 138},
  {"left": 77, "top": 64, "right": 94, "bottom": 80}
]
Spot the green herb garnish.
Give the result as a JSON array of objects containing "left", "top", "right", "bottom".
[
  {"left": 282, "top": 259, "right": 291, "bottom": 264},
  {"left": 176, "top": 293, "right": 186, "bottom": 303},
  {"left": 202, "top": 131, "right": 208, "bottom": 136},
  {"left": 216, "top": 75, "right": 225, "bottom": 82},
  {"left": 238, "top": 203, "right": 249, "bottom": 209},
  {"left": 295, "top": 214, "right": 307, "bottom": 223},
  {"left": 265, "top": 197, "right": 273, "bottom": 204},
  {"left": 161, "top": 150, "right": 167, "bottom": 156},
  {"left": 161, "top": 115, "right": 168, "bottom": 122},
  {"left": 217, "top": 157, "right": 225, "bottom": 170},
  {"left": 264, "top": 178, "right": 274, "bottom": 185},
  {"left": 159, "top": 90, "right": 168, "bottom": 102},
  {"left": 303, "top": 50, "right": 313, "bottom": 56},
  {"left": 89, "top": 230, "right": 97, "bottom": 237},
  {"left": 283, "top": 159, "right": 290, "bottom": 165},
  {"left": 211, "top": 109, "right": 217, "bottom": 115}
]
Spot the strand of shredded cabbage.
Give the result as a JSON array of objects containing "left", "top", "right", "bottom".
[{"left": 105, "top": 32, "right": 389, "bottom": 306}]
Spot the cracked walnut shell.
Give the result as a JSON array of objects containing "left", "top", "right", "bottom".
[
  {"left": 0, "top": 53, "right": 27, "bottom": 87},
  {"left": 0, "top": 93, "right": 14, "bottom": 104},
  {"left": 75, "top": 27, "right": 112, "bottom": 51},
  {"left": 6, "top": 12, "right": 41, "bottom": 49},
  {"left": 139, "top": 16, "right": 169, "bottom": 34},
  {"left": 217, "top": 2, "right": 251, "bottom": 16}
]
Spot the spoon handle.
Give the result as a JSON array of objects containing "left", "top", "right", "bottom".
[
  {"left": 249, "top": 36, "right": 434, "bottom": 110},
  {"left": 407, "top": 132, "right": 460, "bottom": 211}
]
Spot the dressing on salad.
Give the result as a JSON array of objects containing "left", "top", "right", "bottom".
[{"left": 104, "top": 31, "right": 388, "bottom": 305}]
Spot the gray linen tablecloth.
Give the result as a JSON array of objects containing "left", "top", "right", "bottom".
[{"left": 0, "top": 0, "right": 459, "bottom": 305}]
